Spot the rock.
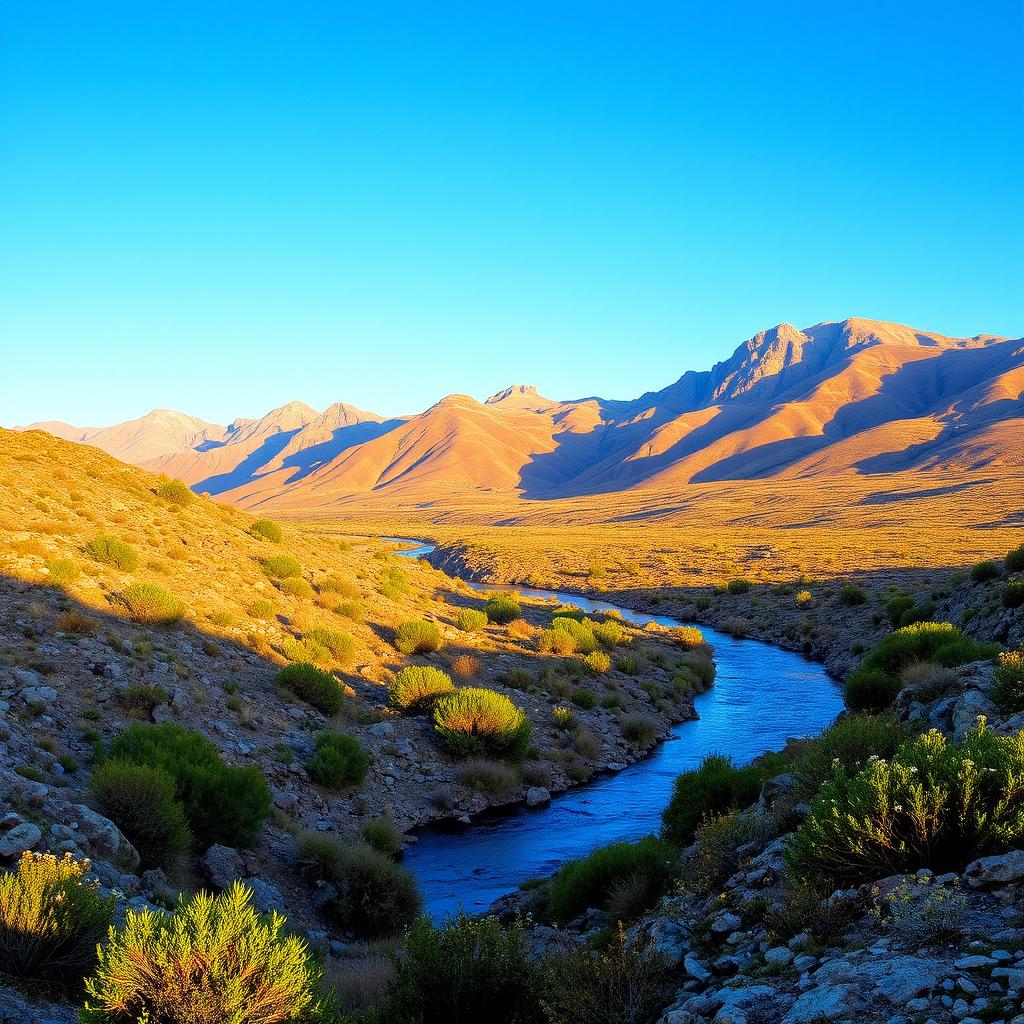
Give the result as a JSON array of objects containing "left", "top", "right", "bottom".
[
  {"left": 683, "top": 952, "right": 712, "bottom": 983},
  {"left": 19, "top": 685, "right": 57, "bottom": 705},
  {"left": 711, "top": 911, "right": 742, "bottom": 934},
  {"left": 765, "top": 946, "right": 795, "bottom": 966},
  {"left": 642, "top": 918, "right": 690, "bottom": 967},
  {"left": 758, "top": 772, "right": 796, "bottom": 812},
  {"left": 245, "top": 877, "right": 285, "bottom": 913},
  {"left": 11, "top": 668, "right": 41, "bottom": 687},
  {"left": 953, "top": 955, "right": 996, "bottom": 970},
  {"left": 783, "top": 984, "right": 862, "bottom": 1023},
  {"left": 200, "top": 844, "right": 245, "bottom": 889},
  {"left": 964, "top": 850, "right": 1024, "bottom": 887},
  {"left": 525, "top": 786, "right": 551, "bottom": 807},
  {"left": 0, "top": 822, "right": 42, "bottom": 859},
  {"left": 151, "top": 703, "right": 175, "bottom": 724},
  {"left": 170, "top": 686, "right": 194, "bottom": 714},
  {"left": 70, "top": 804, "right": 140, "bottom": 872},
  {"left": 273, "top": 789, "right": 298, "bottom": 812}
]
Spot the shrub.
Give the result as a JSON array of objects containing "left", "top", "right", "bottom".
[
  {"left": 1006, "top": 543, "right": 1024, "bottom": 572},
  {"left": 278, "top": 577, "right": 314, "bottom": 599},
  {"left": 80, "top": 883, "right": 323, "bottom": 1024},
  {"left": 433, "top": 688, "right": 532, "bottom": 760},
  {"left": 261, "top": 554, "right": 303, "bottom": 579},
  {"left": 109, "top": 723, "right": 271, "bottom": 848},
  {"left": 455, "top": 608, "right": 488, "bottom": 633},
  {"left": 539, "top": 628, "right": 578, "bottom": 656},
  {"left": 484, "top": 593, "right": 522, "bottom": 624},
  {"left": 277, "top": 662, "right": 344, "bottom": 715},
  {"left": 993, "top": 649, "right": 1024, "bottom": 713},
  {"left": 547, "top": 836, "right": 675, "bottom": 925},
  {"left": 249, "top": 518, "right": 283, "bottom": 543},
  {"left": 389, "top": 666, "right": 454, "bottom": 712},
  {"left": 55, "top": 611, "right": 100, "bottom": 635},
  {"left": 661, "top": 753, "right": 766, "bottom": 847},
  {"left": 542, "top": 929, "right": 668, "bottom": 1024},
  {"left": 47, "top": 558, "right": 81, "bottom": 586},
  {"left": 306, "top": 731, "right": 371, "bottom": 789},
  {"left": 552, "top": 616, "right": 598, "bottom": 655},
  {"left": 582, "top": 651, "right": 612, "bottom": 674},
  {"left": 791, "top": 713, "right": 908, "bottom": 799},
  {"left": 592, "top": 619, "right": 626, "bottom": 648},
  {"left": 552, "top": 705, "right": 575, "bottom": 729},
  {"left": 304, "top": 840, "right": 421, "bottom": 939},
  {"left": 786, "top": 723, "right": 1024, "bottom": 884},
  {"left": 673, "top": 625, "right": 705, "bottom": 649},
  {"left": 89, "top": 760, "right": 191, "bottom": 868},
  {"left": 452, "top": 654, "right": 481, "bottom": 679},
  {"left": 621, "top": 713, "right": 658, "bottom": 747},
  {"left": 118, "top": 583, "right": 183, "bottom": 624},
  {"left": 360, "top": 813, "right": 401, "bottom": 858},
  {"left": 394, "top": 619, "right": 442, "bottom": 655},
  {"left": 681, "top": 810, "right": 777, "bottom": 895},
  {"left": 795, "top": 590, "right": 813, "bottom": 605},
  {"left": 727, "top": 578, "right": 751, "bottom": 595},
  {"left": 0, "top": 852, "right": 114, "bottom": 991},
  {"left": 571, "top": 688, "right": 597, "bottom": 709},
  {"left": 844, "top": 668, "right": 902, "bottom": 713},
  {"left": 572, "top": 727, "right": 601, "bottom": 759},
  {"left": 248, "top": 598, "right": 275, "bottom": 619},
  {"left": 1004, "top": 581, "right": 1024, "bottom": 608},
  {"left": 458, "top": 757, "right": 519, "bottom": 795},
  {"left": 282, "top": 637, "right": 329, "bottom": 664},
  {"left": 119, "top": 684, "right": 169, "bottom": 714},
  {"left": 318, "top": 574, "right": 358, "bottom": 596},
  {"left": 617, "top": 654, "right": 641, "bottom": 675},
  {"left": 880, "top": 878, "right": 970, "bottom": 946},
  {"left": 304, "top": 626, "right": 357, "bottom": 667},
  {"left": 85, "top": 534, "right": 138, "bottom": 571},
  {"left": 383, "top": 913, "right": 539, "bottom": 1024},
  {"left": 155, "top": 477, "right": 193, "bottom": 505},
  {"left": 676, "top": 650, "right": 716, "bottom": 688},
  {"left": 838, "top": 582, "right": 868, "bottom": 605},
  {"left": 971, "top": 559, "right": 1000, "bottom": 582}
]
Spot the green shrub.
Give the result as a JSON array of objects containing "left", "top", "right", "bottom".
[
  {"left": 81, "top": 883, "right": 323, "bottom": 1024},
  {"left": 306, "top": 731, "right": 371, "bottom": 789},
  {"left": 571, "top": 688, "right": 597, "bottom": 709},
  {"left": 433, "top": 687, "right": 532, "bottom": 760},
  {"left": 109, "top": 723, "right": 271, "bottom": 848},
  {"left": 248, "top": 598, "right": 275, "bottom": 619},
  {"left": 1006, "top": 544, "right": 1024, "bottom": 572},
  {"left": 786, "top": 723, "right": 1024, "bottom": 884},
  {"left": 458, "top": 757, "right": 519, "bottom": 795},
  {"left": 1003, "top": 581, "right": 1024, "bottom": 608},
  {"left": 676, "top": 650, "right": 716, "bottom": 688},
  {"left": 621, "top": 713, "right": 659, "bottom": 747},
  {"left": 838, "top": 582, "right": 868, "bottom": 605},
  {"left": 282, "top": 637, "right": 330, "bottom": 665},
  {"left": 547, "top": 836, "right": 675, "bottom": 925},
  {"left": 971, "top": 559, "right": 1000, "bottom": 582},
  {"left": 552, "top": 705, "right": 575, "bottom": 729},
  {"left": 673, "top": 626, "right": 705, "bottom": 649},
  {"left": 727, "top": 578, "right": 751, "bottom": 595},
  {"left": 661, "top": 753, "right": 766, "bottom": 847},
  {"left": 383, "top": 913, "right": 539, "bottom": 1024},
  {"left": 261, "top": 554, "right": 303, "bottom": 579},
  {"left": 552, "top": 616, "right": 598, "bottom": 652},
  {"left": 592, "top": 619, "right": 626, "bottom": 648},
  {"left": 539, "top": 628, "right": 578, "bottom": 655},
  {"left": 118, "top": 583, "right": 183, "bottom": 624},
  {"left": 249, "top": 518, "right": 283, "bottom": 543},
  {"left": 89, "top": 760, "right": 191, "bottom": 868},
  {"left": 304, "top": 626, "right": 357, "bottom": 667},
  {"left": 542, "top": 929, "right": 668, "bottom": 1024},
  {"left": 0, "top": 851, "right": 114, "bottom": 991},
  {"left": 455, "top": 608, "right": 488, "bottom": 633},
  {"left": 583, "top": 650, "right": 612, "bottom": 674},
  {"left": 298, "top": 835, "right": 421, "bottom": 939},
  {"left": 318, "top": 574, "right": 358, "bottom": 597},
  {"left": 360, "top": 812, "right": 402, "bottom": 858},
  {"left": 993, "top": 650, "right": 1024, "bottom": 713},
  {"left": 119, "top": 684, "right": 169, "bottom": 714},
  {"left": 389, "top": 665, "right": 454, "bottom": 712},
  {"left": 278, "top": 576, "right": 314, "bottom": 599},
  {"left": 681, "top": 810, "right": 776, "bottom": 896},
  {"left": 884, "top": 593, "right": 914, "bottom": 627},
  {"left": 484, "top": 593, "right": 522, "bottom": 624},
  {"left": 47, "top": 558, "right": 81, "bottom": 586},
  {"left": 85, "top": 534, "right": 138, "bottom": 571},
  {"left": 844, "top": 667, "right": 902, "bottom": 713},
  {"left": 791, "top": 713, "right": 908, "bottom": 799},
  {"left": 155, "top": 477, "right": 194, "bottom": 506},
  {"left": 277, "top": 662, "right": 344, "bottom": 715},
  {"left": 394, "top": 619, "right": 442, "bottom": 655}
]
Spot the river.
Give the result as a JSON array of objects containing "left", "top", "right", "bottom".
[{"left": 388, "top": 538, "right": 843, "bottom": 919}]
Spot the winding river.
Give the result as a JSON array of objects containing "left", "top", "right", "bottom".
[{"left": 389, "top": 539, "right": 843, "bottom": 919}]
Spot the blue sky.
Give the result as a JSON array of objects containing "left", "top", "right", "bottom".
[{"left": 2, "top": 1, "right": 1022, "bottom": 426}]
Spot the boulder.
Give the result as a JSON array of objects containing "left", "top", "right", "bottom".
[
  {"left": 525, "top": 786, "right": 551, "bottom": 807},
  {"left": 200, "top": 844, "right": 245, "bottom": 889},
  {"left": 783, "top": 984, "right": 861, "bottom": 1023},
  {"left": 246, "top": 877, "right": 286, "bottom": 913},
  {"left": 964, "top": 850, "right": 1024, "bottom": 888},
  {"left": 0, "top": 822, "right": 42, "bottom": 859},
  {"left": 70, "top": 804, "right": 140, "bottom": 872}
]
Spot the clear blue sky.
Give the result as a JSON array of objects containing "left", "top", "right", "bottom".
[{"left": 2, "top": 1, "right": 1022, "bottom": 426}]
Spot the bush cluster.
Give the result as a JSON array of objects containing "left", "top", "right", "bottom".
[
  {"left": 297, "top": 834, "right": 421, "bottom": 938},
  {"left": 993, "top": 649, "right": 1024, "bottom": 713},
  {"left": 117, "top": 583, "right": 184, "bottom": 625},
  {"left": 786, "top": 723, "right": 1024, "bottom": 884},
  {"left": 845, "top": 622, "right": 998, "bottom": 712},
  {"left": 155, "top": 477, "right": 194, "bottom": 506},
  {"left": 47, "top": 558, "right": 81, "bottom": 586},
  {"left": 1004, "top": 580, "right": 1024, "bottom": 609},
  {"left": 388, "top": 665, "right": 454, "bottom": 712},
  {"left": 394, "top": 619, "right": 442, "bottom": 655},
  {"left": 306, "top": 730, "right": 371, "bottom": 789},
  {"left": 433, "top": 687, "right": 532, "bottom": 760},
  {"left": 107, "top": 723, "right": 272, "bottom": 849},
  {"left": 547, "top": 835, "right": 675, "bottom": 925},
  {"left": 81, "top": 883, "right": 323, "bottom": 1024},
  {"left": 277, "top": 662, "right": 344, "bottom": 715},
  {"left": 838, "top": 582, "right": 868, "bottom": 605},
  {"left": 1006, "top": 543, "right": 1024, "bottom": 572},
  {"left": 484, "top": 593, "right": 522, "bottom": 624},
  {"left": 455, "top": 607, "right": 488, "bottom": 633},
  {"left": 249, "top": 518, "right": 283, "bottom": 543},
  {"left": 304, "top": 626, "right": 357, "bottom": 667},
  {"left": 0, "top": 852, "right": 115, "bottom": 991},
  {"left": 85, "top": 534, "right": 138, "bottom": 571},
  {"left": 971, "top": 559, "right": 1000, "bottom": 582},
  {"left": 261, "top": 554, "right": 303, "bottom": 579}
]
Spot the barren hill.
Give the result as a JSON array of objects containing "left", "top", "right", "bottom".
[{"left": 16, "top": 318, "right": 1023, "bottom": 510}]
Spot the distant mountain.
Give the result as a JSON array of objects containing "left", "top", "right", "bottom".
[{"left": 17, "top": 318, "right": 1023, "bottom": 508}]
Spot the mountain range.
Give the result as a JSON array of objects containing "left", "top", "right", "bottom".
[{"left": 19, "top": 318, "right": 1023, "bottom": 511}]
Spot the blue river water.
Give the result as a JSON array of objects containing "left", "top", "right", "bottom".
[{"left": 388, "top": 538, "right": 843, "bottom": 918}]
